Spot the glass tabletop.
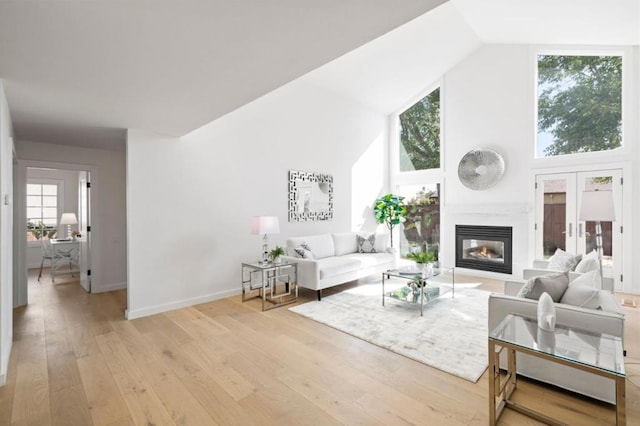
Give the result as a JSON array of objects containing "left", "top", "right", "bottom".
[
  {"left": 384, "top": 266, "right": 454, "bottom": 305},
  {"left": 242, "top": 261, "right": 295, "bottom": 270},
  {"left": 386, "top": 265, "right": 453, "bottom": 280},
  {"left": 490, "top": 314, "right": 625, "bottom": 377}
]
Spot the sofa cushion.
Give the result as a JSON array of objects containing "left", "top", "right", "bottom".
[
  {"left": 547, "top": 248, "right": 582, "bottom": 272},
  {"left": 357, "top": 234, "right": 377, "bottom": 253},
  {"left": 341, "top": 252, "right": 394, "bottom": 269},
  {"left": 374, "top": 233, "right": 390, "bottom": 253},
  {"left": 560, "top": 283, "right": 600, "bottom": 309},
  {"left": 517, "top": 272, "right": 569, "bottom": 302},
  {"left": 288, "top": 234, "right": 335, "bottom": 259},
  {"left": 574, "top": 250, "right": 599, "bottom": 273},
  {"left": 332, "top": 233, "right": 358, "bottom": 256},
  {"left": 317, "top": 257, "right": 362, "bottom": 279}
]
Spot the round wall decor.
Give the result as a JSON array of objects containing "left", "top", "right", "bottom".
[{"left": 457, "top": 148, "right": 505, "bottom": 190}]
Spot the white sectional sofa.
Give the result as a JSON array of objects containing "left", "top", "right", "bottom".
[
  {"left": 282, "top": 232, "right": 394, "bottom": 300},
  {"left": 488, "top": 278, "right": 624, "bottom": 403}
]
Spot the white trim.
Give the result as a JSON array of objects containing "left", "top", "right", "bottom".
[
  {"left": 0, "top": 339, "right": 10, "bottom": 386},
  {"left": 125, "top": 288, "right": 241, "bottom": 320},
  {"left": 91, "top": 281, "right": 126, "bottom": 293}
]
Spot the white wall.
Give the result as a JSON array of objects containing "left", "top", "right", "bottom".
[
  {"left": 440, "top": 45, "right": 639, "bottom": 292},
  {"left": 0, "top": 81, "right": 14, "bottom": 385},
  {"left": 15, "top": 141, "right": 127, "bottom": 295},
  {"left": 26, "top": 168, "right": 80, "bottom": 268},
  {"left": 126, "top": 80, "right": 388, "bottom": 318}
]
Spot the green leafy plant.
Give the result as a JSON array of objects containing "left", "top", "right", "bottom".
[
  {"left": 405, "top": 251, "right": 434, "bottom": 264},
  {"left": 268, "top": 246, "right": 285, "bottom": 262},
  {"left": 374, "top": 193, "right": 406, "bottom": 247},
  {"left": 27, "top": 221, "right": 57, "bottom": 240}
]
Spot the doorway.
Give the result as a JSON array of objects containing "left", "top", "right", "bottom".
[
  {"left": 25, "top": 167, "right": 91, "bottom": 293},
  {"left": 534, "top": 169, "right": 623, "bottom": 288}
]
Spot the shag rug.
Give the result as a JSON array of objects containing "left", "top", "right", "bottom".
[{"left": 289, "top": 280, "right": 490, "bottom": 382}]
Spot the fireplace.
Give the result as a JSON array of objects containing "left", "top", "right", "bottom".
[{"left": 455, "top": 225, "right": 512, "bottom": 274}]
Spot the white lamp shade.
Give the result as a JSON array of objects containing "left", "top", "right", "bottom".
[
  {"left": 59, "top": 212, "right": 78, "bottom": 225},
  {"left": 579, "top": 191, "right": 616, "bottom": 222},
  {"left": 250, "top": 216, "right": 280, "bottom": 235}
]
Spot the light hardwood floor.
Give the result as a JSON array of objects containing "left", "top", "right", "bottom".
[{"left": 0, "top": 269, "right": 638, "bottom": 425}]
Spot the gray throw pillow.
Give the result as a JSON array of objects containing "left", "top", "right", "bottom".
[
  {"left": 357, "top": 234, "right": 377, "bottom": 253},
  {"left": 517, "top": 272, "right": 569, "bottom": 302}
]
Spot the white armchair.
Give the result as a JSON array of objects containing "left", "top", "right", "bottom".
[{"left": 489, "top": 278, "right": 624, "bottom": 403}]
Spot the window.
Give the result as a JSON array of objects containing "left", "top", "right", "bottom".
[
  {"left": 399, "top": 87, "right": 441, "bottom": 171},
  {"left": 397, "top": 183, "right": 440, "bottom": 258},
  {"left": 537, "top": 54, "right": 622, "bottom": 158},
  {"left": 27, "top": 183, "right": 58, "bottom": 241}
]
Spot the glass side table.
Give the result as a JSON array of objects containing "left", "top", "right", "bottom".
[
  {"left": 241, "top": 261, "right": 298, "bottom": 311},
  {"left": 489, "top": 314, "right": 626, "bottom": 425}
]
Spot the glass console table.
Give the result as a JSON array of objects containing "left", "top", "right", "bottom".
[
  {"left": 489, "top": 314, "right": 626, "bottom": 425},
  {"left": 241, "top": 261, "right": 298, "bottom": 311},
  {"left": 382, "top": 266, "right": 454, "bottom": 316}
]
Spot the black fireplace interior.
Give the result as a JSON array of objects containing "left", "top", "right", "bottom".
[{"left": 456, "top": 225, "right": 512, "bottom": 274}]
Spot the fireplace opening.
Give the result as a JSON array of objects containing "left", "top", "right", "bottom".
[{"left": 456, "top": 225, "right": 512, "bottom": 274}]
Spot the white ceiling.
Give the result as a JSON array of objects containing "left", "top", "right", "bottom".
[
  {"left": 0, "top": 0, "right": 444, "bottom": 148},
  {"left": 1, "top": 0, "right": 638, "bottom": 149},
  {"left": 303, "top": 0, "right": 640, "bottom": 115}
]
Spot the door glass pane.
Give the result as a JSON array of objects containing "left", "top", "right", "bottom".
[
  {"left": 27, "top": 184, "right": 41, "bottom": 195},
  {"left": 397, "top": 184, "right": 440, "bottom": 258},
  {"left": 42, "top": 184, "right": 57, "bottom": 196},
  {"left": 543, "top": 179, "right": 567, "bottom": 257},
  {"left": 582, "top": 176, "right": 614, "bottom": 267}
]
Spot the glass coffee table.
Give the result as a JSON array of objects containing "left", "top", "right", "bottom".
[
  {"left": 489, "top": 314, "right": 626, "bottom": 425},
  {"left": 382, "top": 266, "right": 454, "bottom": 316}
]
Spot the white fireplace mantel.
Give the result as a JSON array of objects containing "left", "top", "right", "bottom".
[{"left": 445, "top": 203, "right": 530, "bottom": 216}]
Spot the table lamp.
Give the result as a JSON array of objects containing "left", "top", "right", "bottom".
[
  {"left": 250, "top": 216, "right": 280, "bottom": 264},
  {"left": 60, "top": 212, "right": 78, "bottom": 239},
  {"left": 579, "top": 190, "right": 615, "bottom": 291}
]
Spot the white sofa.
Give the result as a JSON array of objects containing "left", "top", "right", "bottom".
[
  {"left": 282, "top": 232, "right": 394, "bottom": 300},
  {"left": 488, "top": 278, "right": 624, "bottom": 403}
]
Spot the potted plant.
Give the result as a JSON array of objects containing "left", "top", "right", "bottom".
[
  {"left": 374, "top": 193, "right": 406, "bottom": 247},
  {"left": 269, "top": 246, "right": 285, "bottom": 264}
]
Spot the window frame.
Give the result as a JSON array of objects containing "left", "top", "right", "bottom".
[
  {"left": 26, "top": 178, "right": 64, "bottom": 246},
  {"left": 391, "top": 81, "right": 444, "bottom": 178},
  {"left": 532, "top": 46, "right": 633, "bottom": 164}
]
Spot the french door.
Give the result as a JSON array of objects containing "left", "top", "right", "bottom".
[{"left": 535, "top": 169, "right": 622, "bottom": 286}]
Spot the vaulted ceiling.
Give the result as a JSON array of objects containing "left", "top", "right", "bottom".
[
  {"left": 0, "top": 0, "right": 445, "bottom": 148},
  {"left": 0, "top": 0, "right": 638, "bottom": 150}
]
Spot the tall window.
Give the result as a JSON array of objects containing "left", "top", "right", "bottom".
[
  {"left": 27, "top": 183, "right": 58, "bottom": 241},
  {"left": 399, "top": 87, "right": 441, "bottom": 171},
  {"left": 397, "top": 184, "right": 440, "bottom": 257},
  {"left": 537, "top": 54, "right": 622, "bottom": 157}
]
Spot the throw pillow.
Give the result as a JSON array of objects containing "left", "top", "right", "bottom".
[
  {"left": 357, "top": 234, "right": 377, "bottom": 253},
  {"left": 547, "top": 248, "right": 582, "bottom": 272},
  {"left": 574, "top": 250, "right": 599, "bottom": 274},
  {"left": 373, "top": 233, "right": 390, "bottom": 253},
  {"left": 569, "top": 269, "right": 601, "bottom": 289},
  {"left": 597, "top": 290, "right": 624, "bottom": 314},
  {"left": 294, "top": 243, "right": 315, "bottom": 259},
  {"left": 560, "top": 283, "right": 600, "bottom": 309},
  {"left": 517, "top": 272, "right": 569, "bottom": 302}
]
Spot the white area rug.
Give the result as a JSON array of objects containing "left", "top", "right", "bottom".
[{"left": 289, "top": 280, "right": 490, "bottom": 382}]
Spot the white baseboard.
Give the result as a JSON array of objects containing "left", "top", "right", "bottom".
[
  {"left": 92, "top": 281, "right": 127, "bottom": 293},
  {"left": 125, "top": 288, "right": 242, "bottom": 320},
  {"left": 0, "top": 373, "right": 5, "bottom": 386}
]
